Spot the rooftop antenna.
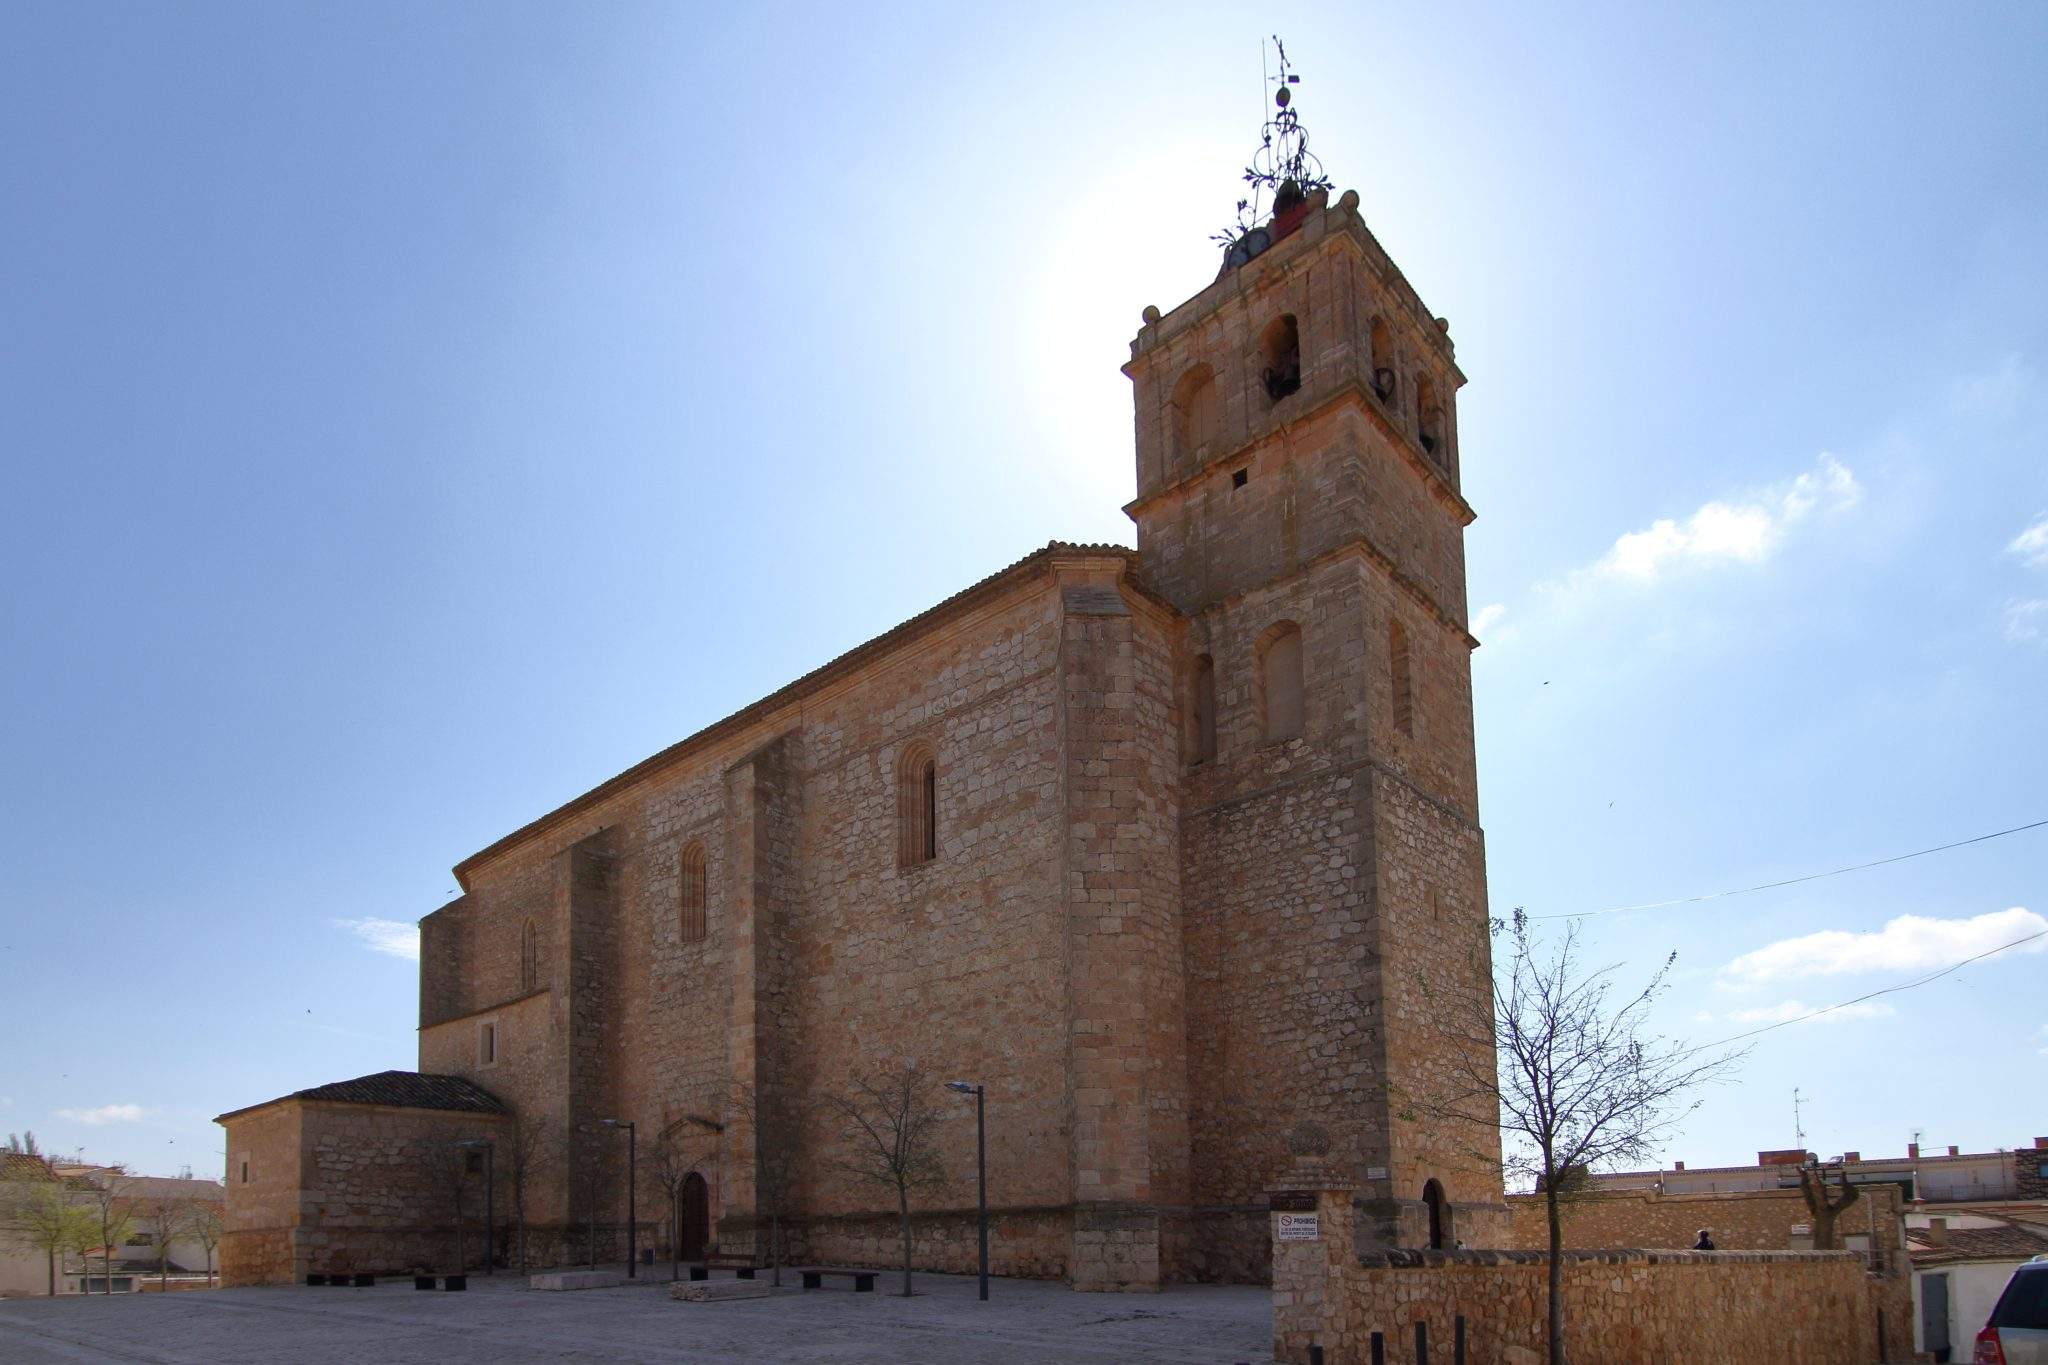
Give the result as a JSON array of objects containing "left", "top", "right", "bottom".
[{"left": 1793, "top": 1087, "right": 1806, "bottom": 1154}]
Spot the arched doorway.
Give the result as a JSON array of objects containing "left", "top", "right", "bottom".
[
  {"left": 679, "top": 1172, "right": 709, "bottom": 1261},
  {"left": 1423, "top": 1179, "right": 1448, "bottom": 1250}
]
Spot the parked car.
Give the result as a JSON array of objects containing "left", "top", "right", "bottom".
[{"left": 1975, "top": 1256, "right": 2048, "bottom": 1364}]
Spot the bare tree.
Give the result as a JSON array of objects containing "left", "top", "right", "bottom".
[
  {"left": 139, "top": 1192, "right": 197, "bottom": 1291},
  {"left": 641, "top": 1122, "right": 696, "bottom": 1282},
  {"left": 498, "top": 1114, "right": 558, "bottom": 1274},
  {"left": 1797, "top": 1159, "right": 1861, "bottom": 1251},
  {"left": 428, "top": 1143, "right": 480, "bottom": 1275},
  {"left": 733, "top": 1080, "right": 808, "bottom": 1288},
  {"left": 1408, "top": 910, "right": 1744, "bottom": 1365},
  {"left": 12, "top": 1181, "right": 92, "bottom": 1296},
  {"left": 78, "top": 1169, "right": 135, "bottom": 1296},
  {"left": 826, "top": 1062, "right": 945, "bottom": 1297},
  {"left": 186, "top": 1200, "right": 223, "bottom": 1287},
  {"left": 5, "top": 1132, "right": 42, "bottom": 1156}
]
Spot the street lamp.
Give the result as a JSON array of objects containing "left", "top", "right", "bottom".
[
  {"left": 454, "top": 1139, "right": 495, "bottom": 1276},
  {"left": 946, "top": 1081, "right": 988, "bottom": 1301},
  {"left": 600, "top": 1119, "right": 636, "bottom": 1278}
]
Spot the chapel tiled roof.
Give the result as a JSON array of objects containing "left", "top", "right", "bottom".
[
  {"left": 450, "top": 540, "right": 1157, "bottom": 888},
  {"left": 1908, "top": 1221, "right": 2048, "bottom": 1265},
  {"left": 216, "top": 1070, "right": 507, "bottom": 1122}
]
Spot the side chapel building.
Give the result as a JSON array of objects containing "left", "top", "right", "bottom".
[{"left": 218, "top": 170, "right": 1509, "bottom": 1289}]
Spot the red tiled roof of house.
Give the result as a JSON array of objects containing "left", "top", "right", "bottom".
[
  {"left": 215, "top": 1069, "right": 507, "bottom": 1123},
  {"left": 1909, "top": 1222, "right": 2048, "bottom": 1266}
]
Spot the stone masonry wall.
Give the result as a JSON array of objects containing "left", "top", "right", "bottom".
[
  {"left": 1275, "top": 1186, "right": 1880, "bottom": 1365},
  {"left": 1507, "top": 1184, "right": 1913, "bottom": 1356},
  {"left": 219, "top": 1101, "right": 298, "bottom": 1286}
]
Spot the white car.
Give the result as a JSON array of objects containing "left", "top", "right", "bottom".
[{"left": 1975, "top": 1256, "right": 2048, "bottom": 1364}]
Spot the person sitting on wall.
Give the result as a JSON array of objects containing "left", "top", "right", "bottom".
[{"left": 1693, "top": 1229, "right": 1716, "bottom": 1250}]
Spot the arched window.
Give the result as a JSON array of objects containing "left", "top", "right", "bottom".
[
  {"left": 1417, "top": 374, "right": 1444, "bottom": 462},
  {"left": 1257, "top": 622, "right": 1305, "bottom": 744},
  {"left": 898, "top": 743, "right": 938, "bottom": 867},
  {"left": 1369, "top": 317, "right": 1395, "bottom": 404},
  {"left": 678, "top": 842, "right": 707, "bottom": 943},
  {"left": 1390, "top": 619, "right": 1414, "bottom": 737},
  {"left": 1190, "top": 653, "right": 1217, "bottom": 765},
  {"left": 1260, "top": 314, "right": 1301, "bottom": 403},
  {"left": 1171, "top": 364, "right": 1219, "bottom": 470},
  {"left": 1423, "top": 1179, "right": 1449, "bottom": 1250},
  {"left": 520, "top": 920, "right": 537, "bottom": 992}
]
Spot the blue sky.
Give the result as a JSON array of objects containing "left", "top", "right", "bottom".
[{"left": 3, "top": 3, "right": 2042, "bottom": 1179}]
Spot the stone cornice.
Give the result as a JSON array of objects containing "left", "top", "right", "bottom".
[
  {"left": 452, "top": 542, "right": 1162, "bottom": 891},
  {"left": 1121, "top": 377, "right": 1475, "bottom": 529}
]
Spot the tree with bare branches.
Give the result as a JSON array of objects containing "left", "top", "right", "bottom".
[
  {"left": 78, "top": 1169, "right": 134, "bottom": 1296},
  {"left": 826, "top": 1062, "right": 945, "bottom": 1297},
  {"left": 139, "top": 1192, "right": 199, "bottom": 1290},
  {"left": 641, "top": 1121, "right": 697, "bottom": 1282},
  {"left": 1406, "top": 909, "right": 1745, "bottom": 1365},
  {"left": 498, "top": 1113, "right": 558, "bottom": 1274},
  {"left": 429, "top": 1142, "right": 481, "bottom": 1275},
  {"left": 187, "top": 1199, "right": 223, "bottom": 1286},
  {"left": 732, "top": 1080, "right": 808, "bottom": 1287},
  {"left": 1797, "top": 1159, "right": 1861, "bottom": 1250}
]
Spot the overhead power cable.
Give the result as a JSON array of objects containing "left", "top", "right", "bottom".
[
  {"left": 1679, "top": 927, "right": 2048, "bottom": 1058},
  {"left": 1529, "top": 817, "right": 2048, "bottom": 921}
]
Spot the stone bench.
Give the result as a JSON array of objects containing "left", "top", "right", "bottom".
[
  {"left": 529, "top": 1269, "right": 626, "bottom": 1291},
  {"left": 684, "top": 1263, "right": 760, "bottom": 1282},
  {"left": 670, "top": 1279, "right": 773, "bottom": 1303},
  {"left": 797, "top": 1267, "right": 878, "bottom": 1293}
]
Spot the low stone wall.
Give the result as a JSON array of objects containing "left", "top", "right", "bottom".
[
  {"left": 1281, "top": 1248, "right": 1873, "bottom": 1364},
  {"left": 1505, "top": 1182, "right": 1914, "bottom": 1354},
  {"left": 1274, "top": 1185, "right": 1893, "bottom": 1364}
]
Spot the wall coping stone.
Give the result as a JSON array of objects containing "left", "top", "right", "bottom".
[{"left": 1356, "top": 1247, "right": 1868, "bottom": 1270}]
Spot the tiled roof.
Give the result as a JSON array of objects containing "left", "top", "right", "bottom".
[
  {"left": 1909, "top": 1222, "right": 2048, "bottom": 1265},
  {"left": 217, "top": 1070, "right": 507, "bottom": 1122},
  {"left": 451, "top": 540, "right": 1153, "bottom": 887},
  {"left": 116, "top": 1175, "right": 226, "bottom": 1203},
  {"left": 1, "top": 1152, "right": 54, "bottom": 1181}
]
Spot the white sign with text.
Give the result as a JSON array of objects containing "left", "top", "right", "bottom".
[{"left": 1276, "top": 1212, "right": 1320, "bottom": 1242}]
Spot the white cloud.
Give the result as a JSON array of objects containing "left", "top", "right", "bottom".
[
  {"left": 1546, "top": 455, "right": 1860, "bottom": 598},
  {"left": 1723, "top": 907, "right": 2048, "bottom": 984},
  {"left": 332, "top": 917, "right": 420, "bottom": 962},
  {"left": 1725, "top": 1000, "right": 1895, "bottom": 1025},
  {"left": 1471, "top": 603, "right": 1507, "bottom": 640},
  {"left": 2004, "top": 599, "right": 2048, "bottom": 646},
  {"left": 2009, "top": 514, "right": 2048, "bottom": 570},
  {"left": 56, "top": 1104, "right": 144, "bottom": 1126}
]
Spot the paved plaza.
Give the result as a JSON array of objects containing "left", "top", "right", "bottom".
[{"left": 0, "top": 1269, "right": 1276, "bottom": 1364}]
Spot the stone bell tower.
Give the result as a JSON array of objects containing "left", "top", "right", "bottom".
[{"left": 1125, "top": 69, "right": 1508, "bottom": 1271}]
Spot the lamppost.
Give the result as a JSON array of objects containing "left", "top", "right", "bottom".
[
  {"left": 946, "top": 1081, "right": 988, "bottom": 1301},
  {"left": 600, "top": 1119, "right": 636, "bottom": 1278},
  {"left": 454, "top": 1139, "right": 495, "bottom": 1276}
]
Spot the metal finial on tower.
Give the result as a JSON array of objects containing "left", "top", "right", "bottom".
[{"left": 1215, "top": 36, "right": 1337, "bottom": 270}]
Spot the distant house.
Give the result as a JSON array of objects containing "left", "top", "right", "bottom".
[
  {"left": 65, "top": 1172, "right": 226, "bottom": 1293},
  {"left": 1586, "top": 1135, "right": 2048, "bottom": 1204},
  {"left": 1907, "top": 1215, "right": 2048, "bottom": 1363}
]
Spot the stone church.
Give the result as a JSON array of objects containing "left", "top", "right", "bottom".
[{"left": 218, "top": 157, "right": 1508, "bottom": 1290}]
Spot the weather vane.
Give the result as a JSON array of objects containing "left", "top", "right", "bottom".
[{"left": 1216, "top": 36, "right": 1336, "bottom": 268}]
